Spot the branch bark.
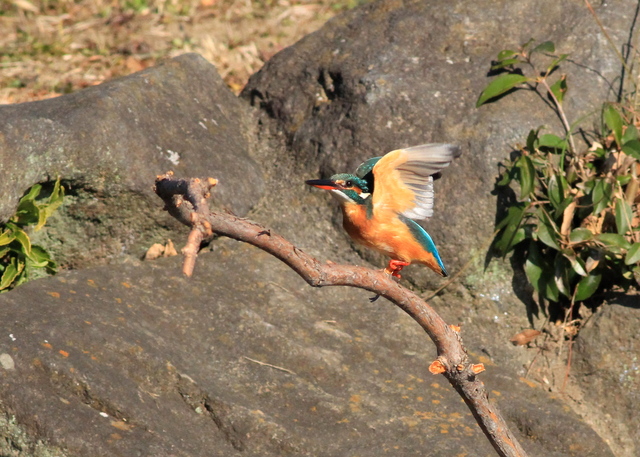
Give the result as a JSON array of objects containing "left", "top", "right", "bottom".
[{"left": 154, "top": 173, "right": 530, "bottom": 457}]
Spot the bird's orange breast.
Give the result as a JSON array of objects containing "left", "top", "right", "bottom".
[{"left": 341, "top": 203, "right": 441, "bottom": 273}]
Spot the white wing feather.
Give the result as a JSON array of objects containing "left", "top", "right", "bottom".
[{"left": 397, "top": 144, "right": 460, "bottom": 221}]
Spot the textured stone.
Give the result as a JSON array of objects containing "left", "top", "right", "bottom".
[
  {"left": 0, "top": 53, "right": 263, "bottom": 268},
  {"left": 242, "top": 0, "right": 633, "bottom": 290},
  {"left": 572, "top": 298, "right": 640, "bottom": 457},
  {"left": 0, "top": 243, "right": 614, "bottom": 457}
]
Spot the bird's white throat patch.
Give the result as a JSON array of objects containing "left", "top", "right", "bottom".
[{"left": 329, "top": 189, "right": 356, "bottom": 203}]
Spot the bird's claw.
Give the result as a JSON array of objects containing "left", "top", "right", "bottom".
[{"left": 385, "top": 260, "right": 410, "bottom": 279}]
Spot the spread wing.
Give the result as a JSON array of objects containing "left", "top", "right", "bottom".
[{"left": 371, "top": 143, "right": 461, "bottom": 220}]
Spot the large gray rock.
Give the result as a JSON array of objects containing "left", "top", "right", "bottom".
[
  {"left": 236, "top": 1, "right": 640, "bottom": 455},
  {"left": 0, "top": 0, "right": 637, "bottom": 455},
  {"left": 571, "top": 297, "right": 640, "bottom": 457},
  {"left": 0, "top": 53, "right": 263, "bottom": 268},
  {"left": 0, "top": 243, "right": 614, "bottom": 457},
  {"left": 241, "top": 0, "right": 631, "bottom": 289}
]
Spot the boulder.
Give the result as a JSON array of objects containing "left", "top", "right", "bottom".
[
  {"left": 0, "top": 53, "right": 263, "bottom": 268},
  {"left": 0, "top": 0, "right": 637, "bottom": 455},
  {"left": 0, "top": 244, "right": 614, "bottom": 457},
  {"left": 571, "top": 297, "right": 640, "bottom": 457},
  {"left": 241, "top": 0, "right": 634, "bottom": 289}
]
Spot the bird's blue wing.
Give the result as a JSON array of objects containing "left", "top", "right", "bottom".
[
  {"left": 355, "top": 157, "right": 382, "bottom": 195},
  {"left": 355, "top": 157, "right": 382, "bottom": 178},
  {"left": 400, "top": 215, "right": 447, "bottom": 276}
]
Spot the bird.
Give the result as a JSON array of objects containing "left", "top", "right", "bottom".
[{"left": 306, "top": 143, "right": 461, "bottom": 279}]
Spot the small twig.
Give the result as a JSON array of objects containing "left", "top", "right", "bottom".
[
  {"left": 539, "top": 78, "right": 577, "bottom": 155},
  {"left": 243, "top": 356, "right": 296, "bottom": 375},
  {"left": 584, "top": 0, "right": 636, "bottom": 93},
  {"left": 559, "top": 291, "right": 579, "bottom": 393},
  {"left": 154, "top": 173, "right": 530, "bottom": 457},
  {"left": 561, "top": 337, "right": 575, "bottom": 393}
]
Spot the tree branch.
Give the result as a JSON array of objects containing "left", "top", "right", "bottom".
[{"left": 154, "top": 172, "right": 530, "bottom": 457}]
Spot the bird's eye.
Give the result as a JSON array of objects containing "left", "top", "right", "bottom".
[{"left": 345, "top": 180, "right": 353, "bottom": 187}]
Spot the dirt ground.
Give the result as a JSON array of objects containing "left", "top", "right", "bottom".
[{"left": 0, "top": 0, "right": 358, "bottom": 104}]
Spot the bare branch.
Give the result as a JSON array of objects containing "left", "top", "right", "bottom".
[{"left": 154, "top": 173, "right": 530, "bottom": 457}]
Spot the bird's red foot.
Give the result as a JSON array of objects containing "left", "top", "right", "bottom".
[{"left": 384, "top": 260, "right": 410, "bottom": 278}]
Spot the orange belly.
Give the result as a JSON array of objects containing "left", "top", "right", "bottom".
[{"left": 341, "top": 203, "right": 442, "bottom": 274}]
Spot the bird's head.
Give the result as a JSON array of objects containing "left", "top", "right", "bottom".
[{"left": 306, "top": 173, "right": 370, "bottom": 205}]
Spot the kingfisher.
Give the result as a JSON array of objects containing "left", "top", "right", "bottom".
[{"left": 306, "top": 143, "right": 461, "bottom": 278}]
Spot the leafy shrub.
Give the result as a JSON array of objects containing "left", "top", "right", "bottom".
[
  {"left": 0, "top": 179, "right": 64, "bottom": 291},
  {"left": 478, "top": 40, "right": 640, "bottom": 307}
]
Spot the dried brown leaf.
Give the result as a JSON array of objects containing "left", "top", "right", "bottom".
[{"left": 509, "top": 329, "right": 541, "bottom": 346}]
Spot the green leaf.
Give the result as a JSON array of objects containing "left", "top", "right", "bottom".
[
  {"left": 622, "top": 124, "right": 639, "bottom": 143},
  {"left": 477, "top": 73, "right": 529, "bottom": 107},
  {"left": 510, "top": 227, "right": 527, "bottom": 247},
  {"left": 615, "top": 197, "right": 633, "bottom": 235},
  {"left": 516, "top": 155, "right": 536, "bottom": 198},
  {"left": 9, "top": 225, "right": 31, "bottom": 255},
  {"left": 526, "top": 128, "right": 540, "bottom": 153},
  {"left": 0, "top": 258, "right": 19, "bottom": 290},
  {"left": 26, "top": 245, "right": 53, "bottom": 268},
  {"left": 549, "top": 75, "right": 567, "bottom": 103},
  {"left": 496, "top": 172, "right": 512, "bottom": 186},
  {"left": 544, "top": 270, "right": 560, "bottom": 302},
  {"left": 524, "top": 242, "right": 545, "bottom": 294},
  {"left": 617, "top": 174, "right": 632, "bottom": 186},
  {"left": 497, "top": 49, "right": 517, "bottom": 60},
  {"left": 625, "top": 243, "right": 640, "bottom": 265},
  {"left": 14, "top": 199, "right": 40, "bottom": 226},
  {"left": 592, "top": 179, "right": 613, "bottom": 214},
  {"left": 597, "top": 233, "right": 632, "bottom": 250},
  {"left": 604, "top": 105, "right": 623, "bottom": 146},
  {"left": 0, "top": 230, "right": 15, "bottom": 247},
  {"left": 537, "top": 134, "right": 568, "bottom": 150},
  {"left": 18, "top": 184, "right": 42, "bottom": 204},
  {"left": 494, "top": 204, "right": 527, "bottom": 254},
  {"left": 548, "top": 174, "right": 567, "bottom": 210},
  {"left": 532, "top": 41, "right": 555, "bottom": 54},
  {"left": 574, "top": 273, "right": 602, "bottom": 301},
  {"left": 536, "top": 219, "right": 560, "bottom": 250},
  {"left": 554, "top": 253, "right": 571, "bottom": 297},
  {"left": 546, "top": 54, "right": 569, "bottom": 74},
  {"left": 45, "top": 178, "right": 64, "bottom": 217},
  {"left": 622, "top": 139, "right": 640, "bottom": 160},
  {"left": 491, "top": 59, "right": 521, "bottom": 70},
  {"left": 568, "top": 255, "right": 588, "bottom": 277},
  {"left": 569, "top": 228, "right": 593, "bottom": 244}
]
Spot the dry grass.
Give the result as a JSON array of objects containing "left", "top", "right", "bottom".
[{"left": 0, "top": 0, "right": 358, "bottom": 104}]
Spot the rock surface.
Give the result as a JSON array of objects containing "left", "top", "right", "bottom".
[
  {"left": 241, "top": 0, "right": 634, "bottom": 289},
  {"left": 571, "top": 297, "right": 640, "bottom": 456},
  {"left": 0, "top": 244, "right": 614, "bottom": 457},
  {"left": 0, "top": 53, "right": 263, "bottom": 268},
  {"left": 0, "top": 0, "right": 638, "bottom": 456}
]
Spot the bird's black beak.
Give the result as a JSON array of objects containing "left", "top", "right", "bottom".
[{"left": 305, "top": 179, "right": 340, "bottom": 190}]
